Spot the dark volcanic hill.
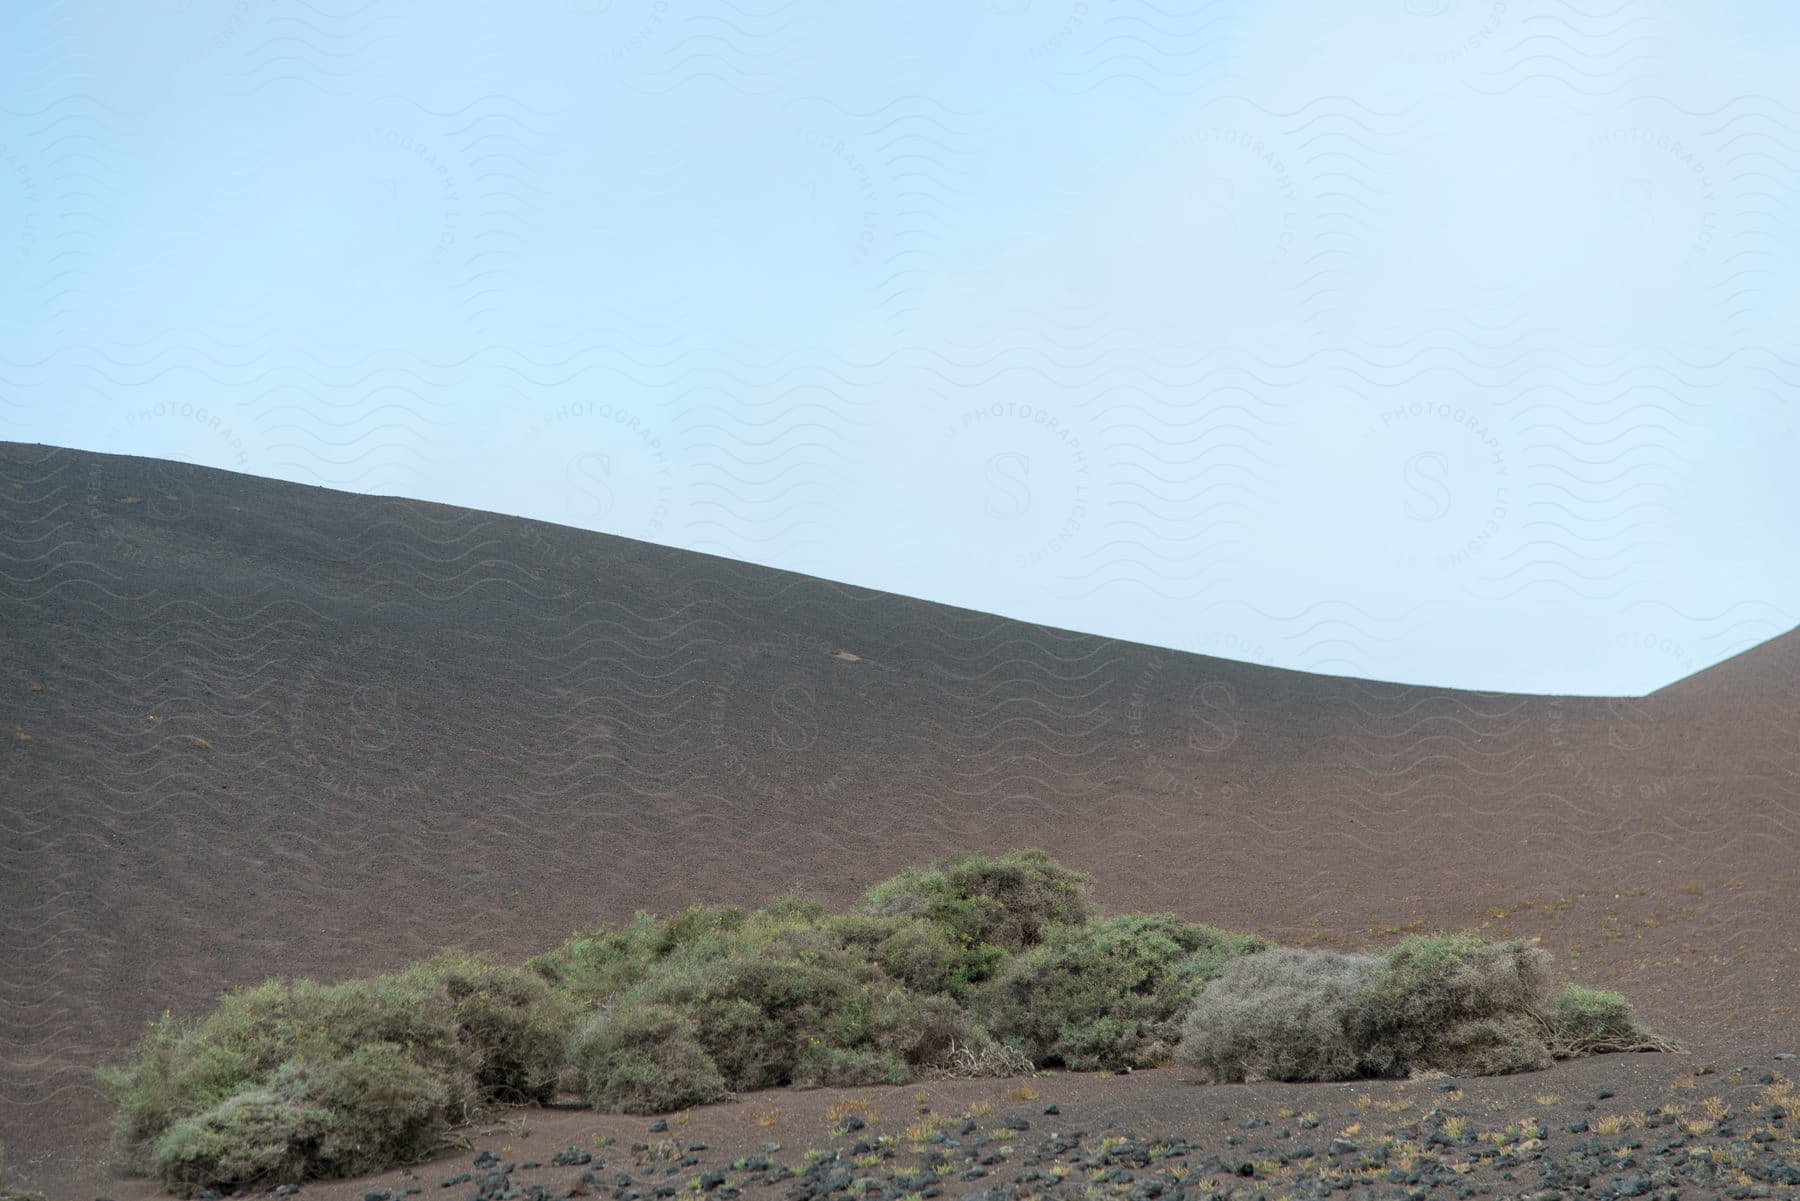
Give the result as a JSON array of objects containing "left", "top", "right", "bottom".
[{"left": 1, "top": 441, "right": 1795, "bottom": 1190}]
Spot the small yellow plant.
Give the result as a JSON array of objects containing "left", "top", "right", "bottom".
[
  {"left": 1009, "top": 1083, "right": 1039, "bottom": 1102},
  {"left": 827, "top": 1098, "right": 877, "bottom": 1125},
  {"left": 1762, "top": 1076, "right": 1796, "bottom": 1114},
  {"left": 904, "top": 1115, "right": 945, "bottom": 1143}
]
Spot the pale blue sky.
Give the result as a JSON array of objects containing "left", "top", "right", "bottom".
[{"left": 3, "top": 1, "right": 1796, "bottom": 694}]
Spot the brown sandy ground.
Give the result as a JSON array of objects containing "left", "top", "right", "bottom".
[{"left": 2, "top": 443, "right": 1796, "bottom": 1194}]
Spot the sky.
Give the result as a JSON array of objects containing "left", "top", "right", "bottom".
[{"left": 2, "top": 1, "right": 1797, "bottom": 695}]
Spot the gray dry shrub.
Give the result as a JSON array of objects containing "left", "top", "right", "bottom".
[
  {"left": 1179, "top": 937, "right": 1560, "bottom": 1082},
  {"left": 1176, "top": 948, "right": 1385, "bottom": 1082}
]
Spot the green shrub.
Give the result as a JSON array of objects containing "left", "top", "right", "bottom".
[
  {"left": 569, "top": 1004, "right": 729, "bottom": 1114},
  {"left": 293, "top": 1042, "right": 457, "bottom": 1173},
  {"left": 857, "top": 850, "right": 1095, "bottom": 966},
  {"left": 148, "top": 1089, "right": 328, "bottom": 1196},
  {"left": 98, "top": 1006, "right": 269, "bottom": 1159},
  {"left": 1361, "top": 935, "right": 1555, "bottom": 1076},
  {"left": 528, "top": 905, "right": 754, "bottom": 1001},
  {"left": 982, "top": 915, "right": 1267, "bottom": 1069},
  {"left": 829, "top": 913, "right": 998, "bottom": 1000},
  {"left": 102, "top": 954, "right": 576, "bottom": 1192},
  {"left": 620, "top": 924, "right": 969, "bottom": 1092},
  {"left": 1545, "top": 983, "right": 1667, "bottom": 1055},
  {"left": 416, "top": 951, "right": 578, "bottom": 1101},
  {"left": 794, "top": 1044, "right": 911, "bottom": 1088},
  {"left": 148, "top": 1042, "right": 452, "bottom": 1195}
]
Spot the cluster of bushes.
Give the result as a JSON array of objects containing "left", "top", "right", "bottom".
[
  {"left": 100, "top": 952, "right": 576, "bottom": 1193},
  {"left": 102, "top": 851, "right": 1666, "bottom": 1195}
]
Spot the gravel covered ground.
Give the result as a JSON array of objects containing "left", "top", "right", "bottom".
[{"left": 90, "top": 1053, "right": 1798, "bottom": 1201}]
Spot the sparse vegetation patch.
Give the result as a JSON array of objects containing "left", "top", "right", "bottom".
[{"left": 102, "top": 851, "right": 1665, "bottom": 1195}]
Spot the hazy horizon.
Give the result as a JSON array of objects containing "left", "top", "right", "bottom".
[{"left": 4, "top": 2, "right": 1798, "bottom": 694}]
